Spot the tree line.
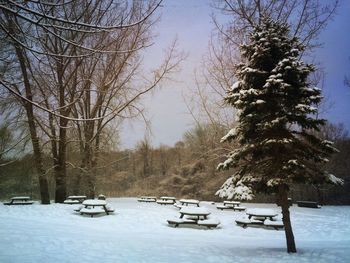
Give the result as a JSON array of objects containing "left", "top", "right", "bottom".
[{"left": 1, "top": 121, "right": 348, "bottom": 205}]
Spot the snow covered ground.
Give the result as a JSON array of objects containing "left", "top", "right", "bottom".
[{"left": 0, "top": 198, "right": 349, "bottom": 263}]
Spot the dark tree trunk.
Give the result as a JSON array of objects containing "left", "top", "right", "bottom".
[
  {"left": 84, "top": 121, "right": 96, "bottom": 199},
  {"left": 72, "top": 173, "right": 82, "bottom": 195},
  {"left": 54, "top": 58, "right": 69, "bottom": 203},
  {"left": 316, "top": 187, "right": 323, "bottom": 205},
  {"left": 54, "top": 164, "right": 67, "bottom": 203},
  {"left": 86, "top": 169, "right": 96, "bottom": 199},
  {"left": 26, "top": 113, "right": 50, "bottom": 204},
  {"left": 54, "top": 124, "right": 68, "bottom": 203},
  {"left": 279, "top": 185, "right": 297, "bottom": 253}
]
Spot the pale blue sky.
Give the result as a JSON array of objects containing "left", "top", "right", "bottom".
[{"left": 120, "top": 0, "right": 350, "bottom": 149}]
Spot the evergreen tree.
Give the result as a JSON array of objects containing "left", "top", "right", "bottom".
[{"left": 216, "top": 17, "right": 343, "bottom": 253}]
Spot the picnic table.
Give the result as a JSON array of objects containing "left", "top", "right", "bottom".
[
  {"left": 137, "top": 196, "right": 157, "bottom": 202},
  {"left": 223, "top": 201, "right": 240, "bottom": 206},
  {"left": 98, "top": 194, "right": 106, "bottom": 200},
  {"left": 167, "top": 207, "right": 220, "bottom": 229},
  {"left": 296, "top": 201, "right": 321, "bottom": 208},
  {"left": 4, "top": 196, "right": 34, "bottom": 205},
  {"left": 246, "top": 208, "right": 278, "bottom": 221},
  {"left": 216, "top": 200, "right": 246, "bottom": 211},
  {"left": 236, "top": 208, "right": 282, "bottom": 229},
  {"left": 179, "top": 207, "right": 210, "bottom": 220},
  {"left": 179, "top": 199, "right": 200, "bottom": 207},
  {"left": 79, "top": 199, "right": 112, "bottom": 217},
  {"left": 156, "top": 196, "right": 176, "bottom": 205},
  {"left": 64, "top": 195, "right": 87, "bottom": 204}
]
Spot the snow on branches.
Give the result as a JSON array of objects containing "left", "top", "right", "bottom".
[{"left": 216, "top": 176, "right": 254, "bottom": 200}]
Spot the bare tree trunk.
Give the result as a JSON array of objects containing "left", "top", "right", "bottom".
[
  {"left": 53, "top": 57, "right": 69, "bottom": 203},
  {"left": 54, "top": 119, "right": 68, "bottom": 203},
  {"left": 279, "top": 185, "right": 297, "bottom": 253},
  {"left": 84, "top": 121, "right": 96, "bottom": 199},
  {"left": 316, "top": 187, "right": 323, "bottom": 205},
  {"left": 72, "top": 174, "right": 82, "bottom": 195}
]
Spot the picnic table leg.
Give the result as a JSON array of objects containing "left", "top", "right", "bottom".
[
  {"left": 248, "top": 215, "right": 252, "bottom": 219},
  {"left": 196, "top": 204, "right": 199, "bottom": 207},
  {"left": 179, "top": 213, "right": 184, "bottom": 219},
  {"left": 103, "top": 205, "right": 109, "bottom": 215}
]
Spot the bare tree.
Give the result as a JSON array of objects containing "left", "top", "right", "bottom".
[
  {"left": 0, "top": 0, "right": 166, "bottom": 203},
  {"left": 66, "top": 15, "right": 183, "bottom": 198}
]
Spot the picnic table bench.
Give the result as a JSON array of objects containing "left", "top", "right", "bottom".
[
  {"left": 263, "top": 219, "right": 284, "bottom": 230},
  {"left": 4, "top": 196, "right": 34, "bottom": 205},
  {"left": 137, "top": 196, "right": 157, "bottom": 202},
  {"left": 64, "top": 195, "right": 87, "bottom": 204},
  {"left": 156, "top": 196, "right": 176, "bottom": 205},
  {"left": 235, "top": 217, "right": 264, "bottom": 228},
  {"left": 179, "top": 199, "right": 200, "bottom": 207},
  {"left": 78, "top": 199, "right": 114, "bottom": 217},
  {"left": 296, "top": 201, "right": 321, "bottom": 208}
]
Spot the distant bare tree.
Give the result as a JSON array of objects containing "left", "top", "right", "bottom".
[{"left": 136, "top": 137, "right": 153, "bottom": 178}]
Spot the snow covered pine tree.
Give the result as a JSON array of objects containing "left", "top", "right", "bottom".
[{"left": 216, "top": 17, "right": 343, "bottom": 253}]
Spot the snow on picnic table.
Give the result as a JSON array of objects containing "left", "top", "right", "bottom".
[{"left": 0, "top": 198, "right": 349, "bottom": 263}]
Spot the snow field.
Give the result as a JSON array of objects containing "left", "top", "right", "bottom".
[{"left": 0, "top": 198, "right": 349, "bottom": 263}]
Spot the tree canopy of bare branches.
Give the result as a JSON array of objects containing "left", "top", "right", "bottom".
[{"left": 0, "top": 0, "right": 185, "bottom": 203}]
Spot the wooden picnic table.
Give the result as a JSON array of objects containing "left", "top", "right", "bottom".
[
  {"left": 64, "top": 195, "right": 87, "bottom": 204},
  {"left": 179, "top": 199, "right": 200, "bottom": 207},
  {"left": 157, "top": 196, "right": 176, "bottom": 205},
  {"left": 80, "top": 199, "right": 110, "bottom": 217},
  {"left": 223, "top": 201, "right": 240, "bottom": 206},
  {"left": 168, "top": 207, "right": 219, "bottom": 229},
  {"left": 246, "top": 208, "right": 278, "bottom": 221},
  {"left": 97, "top": 194, "right": 106, "bottom": 200},
  {"left": 160, "top": 196, "right": 176, "bottom": 200},
  {"left": 4, "top": 196, "right": 34, "bottom": 205},
  {"left": 179, "top": 207, "right": 211, "bottom": 220},
  {"left": 296, "top": 201, "right": 321, "bottom": 208},
  {"left": 216, "top": 201, "right": 246, "bottom": 211},
  {"left": 138, "top": 196, "right": 157, "bottom": 202}
]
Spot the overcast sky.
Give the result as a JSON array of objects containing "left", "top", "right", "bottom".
[{"left": 119, "top": 0, "right": 350, "bottom": 149}]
